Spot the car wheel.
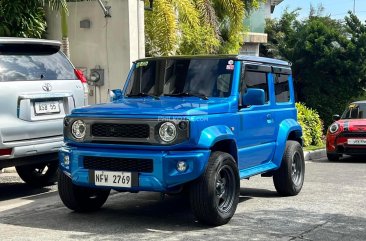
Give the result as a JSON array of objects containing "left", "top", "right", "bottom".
[
  {"left": 189, "top": 151, "right": 239, "bottom": 226},
  {"left": 15, "top": 162, "right": 59, "bottom": 187},
  {"left": 58, "top": 171, "right": 110, "bottom": 212},
  {"left": 273, "top": 141, "right": 305, "bottom": 196},
  {"left": 327, "top": 153, "right": 340, "bottom": 162}
]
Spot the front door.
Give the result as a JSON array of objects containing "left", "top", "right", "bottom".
[{"left": 237, "top": 63, "right": 277, "bottom": 169}]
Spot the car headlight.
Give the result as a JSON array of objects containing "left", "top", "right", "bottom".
[
  {"left": 329, "top": 123, "right": 339, "bottom": 134},
  {"left": 159, "top": 122, "right": 177, "bottom": 142},
  {"left": 71, "top": 120, "right": 86, "bottom": 139}
]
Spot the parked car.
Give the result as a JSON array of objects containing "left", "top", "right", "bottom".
[
  {"left": 58, "top": 55, "right": 305, "bottom": 226},
  {"left": 0, "top": 37, "right": 88, "bottom": 186},
  {"left": 326, "top": 101, "right": 366, "bottom": 161}
]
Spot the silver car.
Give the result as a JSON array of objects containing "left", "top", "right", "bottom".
[{"left": 0, "top": 38, "right": 87, "bottom": 186}]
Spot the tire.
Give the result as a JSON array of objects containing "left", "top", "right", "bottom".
[
  {"left": 58, "top": 171, "right": 110, "bottom": 212},
  {"left": 15, "top": 162, "right": 59, "bottom": 187},
  {"left": 327, "top": 153, "right": 340, "bottom": 162},
  {"left": 189, "top": 151, "right": 240, "bottom": 226},
  {"left": 273, "top": 141, "right": 305, "bottom": 196}
]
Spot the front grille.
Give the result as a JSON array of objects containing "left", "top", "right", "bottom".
[
  {"left": 91, "top": 123, "right": 150, "bottom": 138},
  {"left": 342, "top": 147, "right": 366, "bottom": 155},
  {"left": 83, "top": 156, "right": 153, "bottom": 173}
]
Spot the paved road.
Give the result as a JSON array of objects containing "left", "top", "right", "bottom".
[{"left": 0, "top": 156, "right": 365, "bottom": 241}]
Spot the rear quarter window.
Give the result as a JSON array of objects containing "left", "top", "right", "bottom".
[{"left": 0, "top": 44, "right": 76, "bottom": 82}]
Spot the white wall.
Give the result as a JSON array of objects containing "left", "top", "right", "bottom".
[{"left": 46, "top": 0, "right": 145, "bottom": 104}]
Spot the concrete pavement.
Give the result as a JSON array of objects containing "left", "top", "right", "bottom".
[{"left": 0, "top": 155, "right": 365, "bottom": 240}]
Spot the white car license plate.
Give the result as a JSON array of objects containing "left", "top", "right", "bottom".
[
  {"left": 34, "top": 101, "right": 60, "bottom": 114},
  {"left": 94, "top": 170, "right": 132, "bottom": 188},
  {"left": 347, "top": 139, "right": 366, "bottom": 145}
]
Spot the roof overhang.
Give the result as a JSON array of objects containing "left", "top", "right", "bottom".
[{"left": 271, "top": 0, "right": 283, "bottom": 13}]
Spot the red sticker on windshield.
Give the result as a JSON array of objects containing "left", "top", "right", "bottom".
[{"left": 226, "top": 64, "right": 234, "bottom": 70}]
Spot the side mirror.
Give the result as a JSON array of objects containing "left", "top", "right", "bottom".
[
  {"left": 333, "top": 114, "right": 340, "bottom": 121},
  {"left": 242, "top": 88, "right": 265, "bottom": 106},
  {"left": 109, "top": 89, "right": 123, "bottom": 102}
]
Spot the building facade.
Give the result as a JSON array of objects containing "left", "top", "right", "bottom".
[{"left": 240, "top": 0, "right": 283, "bottom": 56}]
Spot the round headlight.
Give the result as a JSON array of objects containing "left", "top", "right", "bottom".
[
  {"left": 159, "top": 122, "right": 177, "bottom": 142},
  {"left": 71, "top": 120, "right": 86, "bottom": 139},
  {"left": 329, "top": 123, "right": 339, "bottom": 134}
]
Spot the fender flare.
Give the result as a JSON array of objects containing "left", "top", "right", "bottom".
[
  {"left": 197, "top": 125, "right": 236, "bottom": 149},
  {"left": 272, "top": 119, "right": 303, "bottom": 167}
]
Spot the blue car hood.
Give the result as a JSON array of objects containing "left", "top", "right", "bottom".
[{"left": 72, "top": 98, "right": 233, "bottom": 116}]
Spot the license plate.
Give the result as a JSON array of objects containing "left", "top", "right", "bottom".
[
  {"left": 93, "top": 170, "right": 132, "bottom": 188},
  {"left": 347, "top": 139, "right": 366, "bottom": 145},
  {"left": 34, "top": 101, "right": 60, "bottom": 114}
]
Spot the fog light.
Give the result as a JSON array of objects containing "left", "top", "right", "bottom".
[
  {"left": 63, "top": 155, "right": 70, "bottom": 166},
  {"left": 177, "top": 161, "right": 187, "bottom": 172}
]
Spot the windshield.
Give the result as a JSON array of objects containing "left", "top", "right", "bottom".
[
  {"left": 341, "top": 103, "right": 366, "bottom": 119},
  {"left": 125, "top": 58, "right": 234, "bottom": 98}
]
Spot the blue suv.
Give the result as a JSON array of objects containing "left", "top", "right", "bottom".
[{"left": 58, "top": 55, "right": 305, "bottom": 226}]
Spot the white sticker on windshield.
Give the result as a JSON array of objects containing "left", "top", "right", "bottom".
[{"left": 226, "top": 64, "right": 234, "bottom": 70}]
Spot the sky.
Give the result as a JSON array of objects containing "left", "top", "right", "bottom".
[{"left": 272, "top": 0, "right": 366, "bottom": 21}]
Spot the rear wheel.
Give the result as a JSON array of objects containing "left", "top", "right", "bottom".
[
  {"left": 16, "top": 162, "right": 58, "bottom": 187},
  {"left": 273, "top": 141, "right": 305, "bottom": 196},
  {"left": 58, "top": 171, "right": 110, "bottom": 212},
  {"left": 190, "top": 151, "right": 239, "bottom": 226},
  {"left": 327, "top": 153, "right": 340, "bottom": 162}
]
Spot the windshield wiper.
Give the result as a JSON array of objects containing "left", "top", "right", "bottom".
[
  {"left": 164, "top": 92, "right": 208, "bottom": 100},
  {"left": 126, "top": 92, "right": 160, "bottom": 100}
]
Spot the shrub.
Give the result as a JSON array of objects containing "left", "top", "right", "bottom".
[{"left": 296, "top": 102, "right": 324, "bottom": 147}]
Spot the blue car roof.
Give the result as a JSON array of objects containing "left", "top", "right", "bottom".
[{"left": 136, "top": 55, "right": 290, "bottom": 67}]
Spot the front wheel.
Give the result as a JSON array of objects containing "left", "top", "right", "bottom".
[
  {"left": 189, "top": 151, "right": 240, "bottom": 226},
  {"left": 273, "top": 141, "right": 305, "bottom": 196},
  {"left": 58, "top": 171, "right": 110, "bottom": 212},
  {"left": 16, "top": 162, "right": 58, "bottom": 187}
]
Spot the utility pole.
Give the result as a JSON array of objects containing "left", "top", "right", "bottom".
[{"left": 353, "top": 0, "right": 356, "bottom": 14}]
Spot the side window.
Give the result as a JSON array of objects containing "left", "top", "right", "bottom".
[
  {"left": 274, "top": 73, "right": 290, "bottom": 103},
  {"left": 241, "top": 70, "right": 269, "bottom": 103}
]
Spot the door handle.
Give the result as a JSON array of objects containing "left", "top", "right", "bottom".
[{"left": 266, "top": 114, "right": 273, "bottom": 123}]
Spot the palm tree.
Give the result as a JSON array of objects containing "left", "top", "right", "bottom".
[{"left": 145, "top": 0, "right": 263, "bottom": 56}]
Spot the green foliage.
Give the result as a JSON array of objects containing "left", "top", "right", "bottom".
[
  {"left": 296, "top": 103, "right": 323, "bottom": 147},
  {"left": 262, "top": 10, "right": 366, "bottom": 128},
  {"left": 145, "top": 0, "right": 265, "bottom": 56},
  {"left": 0, "top": 0, "right": 47, "bottom": 38}
]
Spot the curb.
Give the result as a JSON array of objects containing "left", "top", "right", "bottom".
[
  {"left": 304, "top": 149, "right": 326, "bottom": 161},
  {"left": 1, "top": 166, "right": 16, "bottom": 173}
]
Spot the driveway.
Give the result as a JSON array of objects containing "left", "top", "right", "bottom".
[{"left": 0, "top": 156, "right": 365, "bottom": 240}]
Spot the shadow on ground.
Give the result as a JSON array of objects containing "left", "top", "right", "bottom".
[
  {"left": 311, "top": 155, "right": 366, "bottom": 164},
  {"left": 1, "top": 190, "right": 365, "bottom": 241},
  {"left": 0, "top": 178, "right": 54, "bottom": 201}
]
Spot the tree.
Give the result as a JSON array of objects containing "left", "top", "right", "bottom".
[
  {"left": 0, "top": 0, "right": 73, "bottom": 57},
  {"left": 262, "top": 10, "right": 366, "bottom": 128},
  {"left": 145, "top": 0, "right": 265, "bottom": 56},
  {"left": 0, "top": 0, "right": 47, "bottom": 38}
]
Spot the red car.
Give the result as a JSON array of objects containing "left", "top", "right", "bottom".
[{"left": 326, "top": 101, "right": 366, "bottom": 161}]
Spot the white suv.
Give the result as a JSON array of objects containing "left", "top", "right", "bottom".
[{"left": 0, "top": 38, "right": 87, "bottom": 186}]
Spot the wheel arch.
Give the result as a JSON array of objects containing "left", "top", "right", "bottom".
[
  {"left": 272, "top": 119, "right": 303, "bottom": 167},
  {"left": 210, "top": 139, "right": 238, "bottom": 164}
]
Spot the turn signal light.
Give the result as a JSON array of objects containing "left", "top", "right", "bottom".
[{"left": 0, "top": 148, "right": 12, "bottom": 156}]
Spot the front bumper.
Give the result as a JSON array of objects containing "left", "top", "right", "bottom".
[
  {"left": 327, "top": 132, "right": 366, "bottom": 155},
  {"left": 59, "top": 145, "right": 210, "bottom": 192}
]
